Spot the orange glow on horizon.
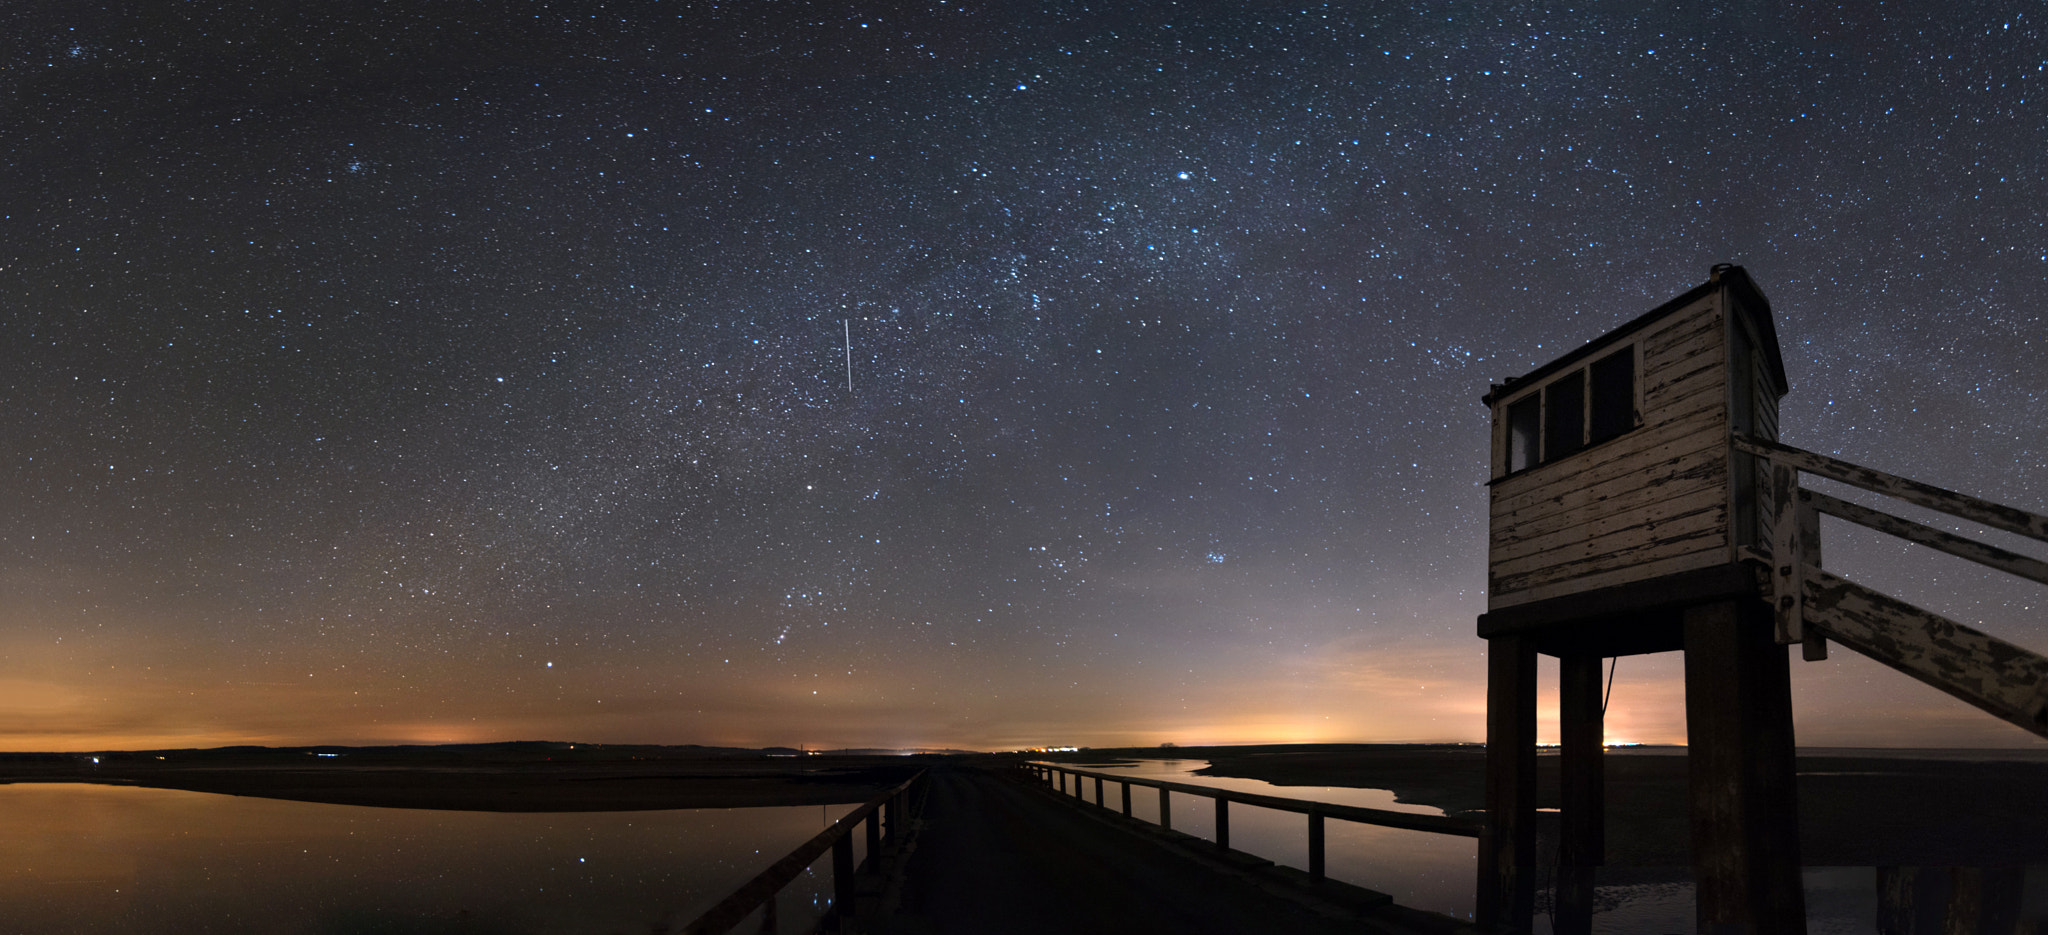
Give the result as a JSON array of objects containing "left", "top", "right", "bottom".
[{"left": 5, "top": 613, "right": 2046, "bottom": 753}]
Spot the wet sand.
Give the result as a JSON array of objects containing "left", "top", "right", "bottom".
[{"left": 1054, "top": 744, "right": 2048, "bottom": 867}]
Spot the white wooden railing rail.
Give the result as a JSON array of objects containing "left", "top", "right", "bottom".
[{"left": 1733, "top": 434, "right": 2048, "bottom": 739}]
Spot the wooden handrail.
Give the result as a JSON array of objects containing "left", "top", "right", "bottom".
[
  {"left": 1803, "top": 569, "right": 2048, "bottom": 737},
  {"left": 1808, "top": 490, "right": 2048, "bottom": 587},
  {"left": 1741, "top": 433, "right": 2048, "bottom": 739},
  {"left": 683, "top": 771, "right": 924, "bottom": 935},
  {"left": 1733, "top": 435, "right": 2048, "bottom": 544},
  {"left": 1029, "top": 763, "right": 1480, "bottom": 837}
]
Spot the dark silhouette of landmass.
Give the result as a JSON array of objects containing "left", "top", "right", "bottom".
[{"left": 0, "top": 741, "right": 929, "bottom": 811}]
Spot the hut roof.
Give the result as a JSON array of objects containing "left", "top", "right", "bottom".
[{"left": 1481, "top": 264, "right": 1787, "bottom": 406}]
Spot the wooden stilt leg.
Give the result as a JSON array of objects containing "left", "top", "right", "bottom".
[
  {"left": 1480, "top": 635, "right": 1537, "bottom": 932},
  {"left": 1684, "top": 600, "right": 1805, "bottom": 935},
  {"left": 1556, "top": 653, "right": 1605, "bottom": 935}
]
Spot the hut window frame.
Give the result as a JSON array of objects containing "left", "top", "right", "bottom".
[{"left": 1498, "top": 343, "right": 1641, "bottom": 477}]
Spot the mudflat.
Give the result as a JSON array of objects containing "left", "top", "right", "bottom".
[{"left": 0, "top": 743, "right": 926, "bottom": 811}]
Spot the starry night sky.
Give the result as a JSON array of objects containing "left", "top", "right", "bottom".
[{"left": 4, "top": 1, "right": 2043, "bottom": 751}]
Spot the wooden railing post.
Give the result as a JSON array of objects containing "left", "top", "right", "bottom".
[
  {"left": 884, "top": 785, "right": 901, "bottom": 847},
  {"left": 1798, "top": 490, "right": 1829, "bottom": 660},
  {"left": 1120, "top": 781, "right": 1132, "bottom": 817},
  {"left": 1215, "top": 797, "right": 1230, "bottom": 850},
  {"left": 1769, "top": 460, "right": 1806, "bottom": 645},
  {"left": 1094, "top": 775, "right": 1104, "bottom": 807},
  {"left": 1158, "top": 787, "right": 1172, "bottom": 830},
  {"left": 1308, "top": 812, "right": 1326, "bottom": 882},
  {"left": 831, "top": 834, "right": 855, "bottom": 931},
  {"left": 865, "top": 810, "right": 881, "bottom": 867}
]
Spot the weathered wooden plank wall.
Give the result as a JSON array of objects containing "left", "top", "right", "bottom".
[{"left": 1488, "top": 297, "right": 1731, "bottom": 609}]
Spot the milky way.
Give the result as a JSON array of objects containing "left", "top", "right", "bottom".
[{"left": 3, "top": 2, "right": 2042, "bottom": 750}]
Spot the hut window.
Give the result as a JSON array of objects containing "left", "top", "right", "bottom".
[
  {"left": 1498, "top": 342, "right": 1639, "bottom": 476},
  {"left": 1506, "top": 395, "right": 1540, "bottom": 472},
  {"left": 1542, "top": 369, "right": 1586, "bottom": 462},
  {"left": 1588, "top": 348, "right": 1636, "bottom": 443}
]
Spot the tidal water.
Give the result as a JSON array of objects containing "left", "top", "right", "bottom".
[
  {"left": 0, "top": 782, "right": 854, "bottom": 934},
  {"left": 1054, "top": 759, "right": 1906, "bottom": 934}
]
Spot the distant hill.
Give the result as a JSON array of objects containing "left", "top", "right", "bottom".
[{"left": 0, "top": 741, "right": 987, "bottom": 762}]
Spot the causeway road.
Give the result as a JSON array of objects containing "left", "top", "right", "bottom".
[{"left": 884, "top": 766, "right": 1475, "bottom": 935}]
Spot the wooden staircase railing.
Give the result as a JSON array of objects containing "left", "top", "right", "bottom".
[{"left": 1734, "top": 434, "right": 2048, "bottom": 738}]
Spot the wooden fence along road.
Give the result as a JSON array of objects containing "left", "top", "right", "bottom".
[
  {"left": 682, "top": 771, "right": 922, "bottom": 935},
  {"left": 1026, "top": 762, "right": 1480, "bottom": 883},
  {"left": 685, "top": 763, "right": 1483, "bottom": 935}
]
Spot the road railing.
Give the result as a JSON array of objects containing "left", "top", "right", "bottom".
[
  {"left": 683, "top": 770, "right": 925, "bottom": 934},
  {"left": 1023, "top": 762, "right": 1478, "bottom": 883}
]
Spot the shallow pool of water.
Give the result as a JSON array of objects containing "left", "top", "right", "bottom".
[{"left": 0, "top": 782, "right": 855, "bottom": 934}]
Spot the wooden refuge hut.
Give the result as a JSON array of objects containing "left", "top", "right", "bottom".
[
  {"left": 1481, "top": 262, "right": 1786, "bottom": 643},
  {"left": 1475, "top": 264, "right": 1806, "bottom": 934},
  {"left": 1474, "top": 260, "right": 2048, "bottom": 932},
  {"left": 1474, "top": 264, "right": 2048, "bottom": 934}
]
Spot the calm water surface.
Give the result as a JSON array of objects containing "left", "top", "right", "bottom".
[{"left": 0, "top": 782, "right": 854, "bottom": 934}]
